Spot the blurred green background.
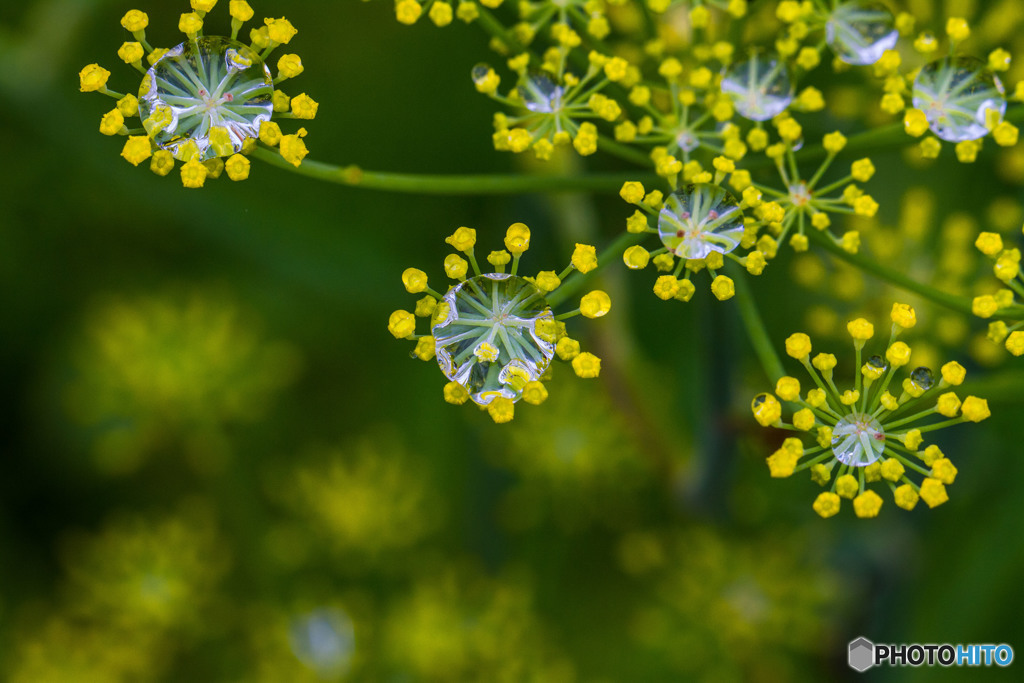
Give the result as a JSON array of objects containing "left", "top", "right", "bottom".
[{"left": 1, "top": 0, "right": 1022, "bottom": 680}]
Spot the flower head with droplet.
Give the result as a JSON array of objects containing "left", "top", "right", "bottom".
[
  {"left": 618, "top": 169, "right": 773, "bottom": 303},
  {"left": 475, "top": 48, "right": 637, "bottom": 160},
  {"left": 738, "top": 123, "right": 882, "bottom": 255},
  {"left": 389, "top": 222, "right": 609, "bottom": 423},
  {"left": 895, "top": 17, "right": 1018, "bottom": 161},
  {"left": 79, "top": 1, "right": 317, "bottom": 187},
  {"left": 751, "top": 303, "right": 991, "bottom": 518},
  {"left": 973, "top": 229, "right": 1024, "bottom": 357}
]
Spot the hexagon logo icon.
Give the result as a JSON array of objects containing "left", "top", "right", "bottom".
[{"left": 848, "top": 637, "right": 875, "bottom": 672}]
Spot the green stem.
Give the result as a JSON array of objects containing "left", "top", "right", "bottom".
[
  {"left": 252, "top": 147, "right": 657, "bottom": 194},
  {"left": 805, "top": 229, "right": 1024, "bottom": 320},
  {"left": 730, "top": 264, "right": 786, "bottom": 383}
]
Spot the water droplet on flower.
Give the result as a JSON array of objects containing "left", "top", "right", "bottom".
[
  {"left": 867, "top": 355, "right": 888, "bottom": 371},
  {"left": 138, "top": 37, "right": 274, "bottom": 161},
  {"left": 788, "top": 182, "right": 812, "bottom": 206},
  {"left": 433, "top": 274, "right": 555, "bottom": 405},
  {"left": 471, "top": 63, "right": 492, "bottom": 86},
  {"left": 912, "top": 56, "right": 1006, "bottom": 142},
  {"left": 658, "top": 184, "right": 745, "bottom": 259},
  {"left": 910, "top": 366, "right": 934, "bottom": 390},
  {"left": 826, "top": 1, "right": 899, "bottom": 66},
  {"left": 675, "top": 129, "right": 700, "bottom": 153},
  {"left": 832, "top": 412, "right": 885, "bottom": 466},
  {"left": 721, "top": 53, "right": 794, "bottom": 121},
  {"left": 288, "top": 607, "right": 355, "bottom": 678},
  {"left": 518, "top": 73, "right": 564, "bottom": 113}
]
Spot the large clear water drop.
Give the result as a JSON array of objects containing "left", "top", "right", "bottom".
[
  {"left": 912, "top": 56, "right": 1006, "bottom": 142},
  {"left": 138, "top": 37, "right": 274, "bottom": 161},
  {"left": 433, "top": 274, "right": 555, "bottom": 405},
  {"left": 831, "top": 412, "right": 885, "bottom": 466},
  {"left": 658, "top": 184, "right": 745, "bottom": 259},
  {"left": 721, "top": 53, "right": 793, "bottom": 121},
  {"left": 826, "top": 1, "right": 899, "bottom": 66},
  {"left": 517, "top": 73, "right": 564, "bottom": 113}
]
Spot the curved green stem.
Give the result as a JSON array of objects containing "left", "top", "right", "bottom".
[
  {"left": 252, "top": 147, "right": 657, "bottom": 194},
  {"left": 806, "top": 229, "right": 1024, "bottom": 320},
  {"left": 729, "top": 264, "right": 786, "bottom": 383}
]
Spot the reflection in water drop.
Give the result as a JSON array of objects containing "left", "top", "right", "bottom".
[
  {"left": 517, "top": 73, "right": 564, "bottom": 113},
  {"left": 289, "top": 608, "right": 356, "bottom": 679},
  {"left": 471, "top": 63, "right": 492, "bottom": 87},
  {"left": 831, "top": 412, "right": 885, "bottom": 466},
  {"left": 138, "top": 37, "right": 274, "bottom": 161},
  {"left": 658, "top": 184, "right": 745, "bottom": 259},
  {"left": 910, "top": 366, "right": 934, "bottom": 391},
  {"left": 912, "top": 56, "right": 1006, "bottom": 142},
  {"left": 826, "top": 1, "right": 899, "bottom": 66},
  {"left": 433, "top": 274, "right": 555, "bottom": 405},
  {"left": 721, "top": 54, "right": 793, "bottom": 121}
]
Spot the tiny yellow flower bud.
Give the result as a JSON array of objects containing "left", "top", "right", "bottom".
[
  {"left": 504, "top": 223, "right": 530, "bottom": 254},
  {"left": 224, "top": 154, "right": 250, "bottom": 181},
  {"left": 936, "top": 392, "right": 961, "bottom": 417},
  {"left": 555, "top": 337, "right": 580, "bottom": 361},
  {"left": 402, "top": 268, "right": 429, "bottom": 293},
  {"left": 847, "top": 318, "right": 874, "bottom": 342},
  {"left": 290, "top": 93, "right": 319, "bottom": 120},
  {"left": 443, "top": 254, "right": 468, "bottom": 279},
  {"left": 919, "top": 478, "right": 949, "bottom": 507},
  {"left": 775, "top": 376, "right": 800, "bottom": 402},
  {"left": 572, "top": 244, "right": 598, "bottom": 273},
  {"left": 580, "top": 291, "right": 612, "bottom": 318},
  {"left": 79, "top": 64, "right": 110, "bottom": 92},
  {"left": 623, "top": 245, "right": 650, "bottom": 270},
  {"left": 179, "top": 12, "right": 204, "bottom": 36},
  {"left": 572, "top": 352, "right": 601, "bottom": 378},
  {"left": 388, "top": 310, "right": 416, "bottom": 339},
  {"left": 710, "top": 275, "right": 735, "bottom": 301},
  {"left": 890, "top": 303, "right": 917, "bottom": 329},
  {"left": 279, "top": 128, "right": 309, "bottom": 166},
  {"left": 960, "top": 396, "right": 990, "bottom": 422},
  {"left": 751, "top": 393, "right": 781, "bottom": 427},
  {"left": 785, "top": 332, "right": 812, "bottom": 359},
  {"left": 853, "top": 490, "right": 883, "bottom": 518},
  {"left": 812, "top": 492, "right": 841, "bottom": 518},
  {"left": 265, "top": 16, "right": 298, "bottom": 44}
]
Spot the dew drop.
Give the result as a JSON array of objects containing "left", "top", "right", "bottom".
[
  {"left": 675, "top": 129, "right": 700, "bottom": 153},
  {"left": 825, "top": 1, "right": 899, "bottom": 66},
  {"left": 658, "top": 184, "right": 745, "bottom": 259},
  {"left": 517, "top": 73, "right": 564, "bottom": 114},
  {"left": 721, "top": 53, "right": 794, "bottom": 122},
  {"left": 471, "top": 63, "right": 492, "bottom": 86},
  {"left": 831, "top": 412, "right": 885, "bottom": 466},
  {"left": 867, "top": 355, "right": 888, "bottom": 371},
  {"left": 433, "top": 274, "right": 555, "bottom": 405},
  {"left": 912, "top": 56, "right": 1006, "bottom": 142},
  {"left": 910, "top": 366, "right": 934, "bottom": 391},
  {"left": 138, "top": 37, "right": 273, "bottom": 161}
]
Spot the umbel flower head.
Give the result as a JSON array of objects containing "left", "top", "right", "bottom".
[
  {"left": 389, "top": 223, "right": 609, "bottom": 423},
  {"left": 751, "top": 303, "right": 991, "bottom": 518},
  {"left": 79, "top": 1, "right": 317, "bottom": 187}
]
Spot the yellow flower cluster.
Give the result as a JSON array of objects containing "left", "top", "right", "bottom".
[
  {"left": 389, "top": 223, "right": 609, "bottom": 423},
  {"left": 752, "top": 304, "right": 990, "bottom": 518},
  {"left": 79, "top": 1, "right": 316, "bottom": 186}
]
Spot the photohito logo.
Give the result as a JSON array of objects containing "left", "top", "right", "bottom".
[{"left": 848, "top": 637, "right": 1014, "bottom": 671}]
